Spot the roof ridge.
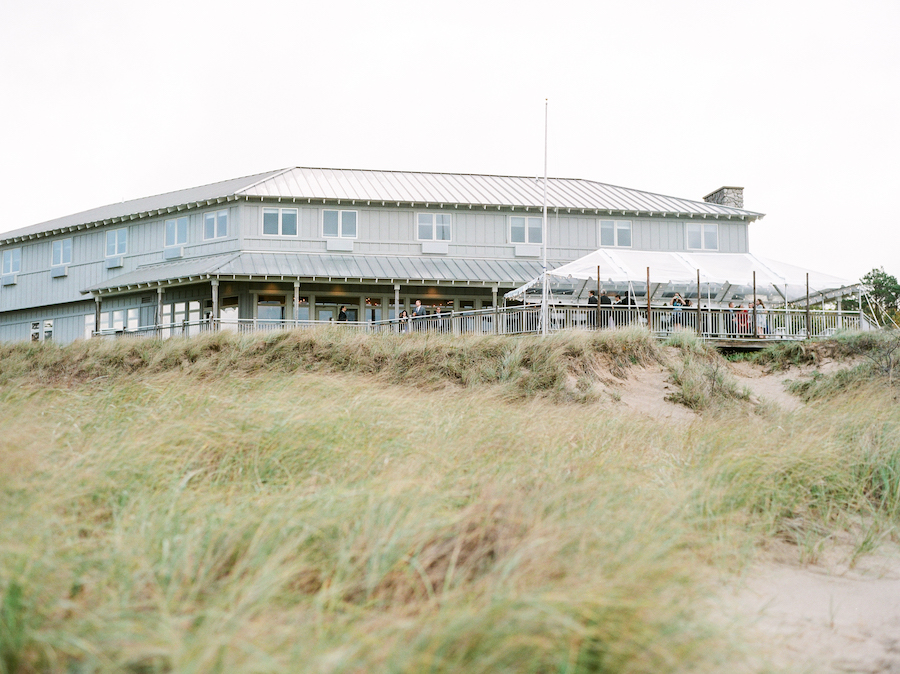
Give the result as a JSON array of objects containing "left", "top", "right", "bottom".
[{"left": 233, "top": 167, "right": 296, "bottom": 195}]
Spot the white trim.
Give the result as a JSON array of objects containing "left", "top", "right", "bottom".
[
  {"left": 261, "top": 207, "right": 300, "bottom": 237},
  {"left": 322, "top": 209, "right": 358, "bottom": 239},
  {"left": 508, "top": 215, "right": 542, "bottom": 245},
  {"left": 203, "top": 209, "right": 229, "bottom": 240},
  {"left": 686, "top": 222, "right": 719, "bottom": 251},
  {"left": 106, "top": 228, "right": 128, "bottom": 257},
  {"left": 599, "top": 219, "right": 633, "bottom": 248},
  {"left": 416, "top": 212, "right": 452, "bottom": 242},
  {"left": 2, "top": 247, "right": 21, "bottom": 275},
  {"left": 51, "top": 238, "right": 73, "bottom": 267},
  {"left": 165, "top": 216, "right": 189, "bottom": 247}
]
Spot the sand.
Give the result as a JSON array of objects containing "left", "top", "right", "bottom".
[{"left": 611, "top": 356, "right": 900, "bottom": 672}]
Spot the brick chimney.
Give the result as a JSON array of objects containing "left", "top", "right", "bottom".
[{"left": 703, "top": 186, "right": 743, "bottom": 209}]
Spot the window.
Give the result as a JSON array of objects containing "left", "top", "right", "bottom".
[
  {"left": 204, "top": 210, "right": 228, "bottom": 240},
  {"left": 323, "top": 210, "right": 357, "bottom": 238},
  {"left": 2, "top": 248, "right": 21, "bottom": 274},
  {"left": 600, "top": 220, "right": 632, "bottom": 247},
  {"left": 510, "top": 216, "right": 542, "bottom": 244},
  {"left": 417, "top": 213, "right": 451, "bottom": 241},
  {"left": 106, "top": 229, "right": 127, "bottom": 256},
  {"left": 165, "top": 216, "right": 188, "bottom": 247},
  {"left": 52, "top": 239, "right": 72, "bottom": 266},
  {"left": 262, "top": 208, "right": 298, "bottom": 236},
  {"left": 686, "top": 223, "right": 718, "bottom": 250}
]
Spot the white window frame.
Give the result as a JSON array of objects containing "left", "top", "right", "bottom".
[
  {"left": 322, "top": 209, "right": 358, "bottom": 239},
  {"left": 52, "top": 238, "right": 73, "bottom": 267},
  {"left": 686, "top": 223, "right": 718, "bottom": 251},
  {"left": 262, "top": 207, "right": 299, "bottom": 237},
  {"left": 416, "top": 213, "right": 452, "bottom": 242},
  {"left": 165, "top": 216, "right": 188, "bottom": 247},
  {"left": 599, "top": 220, "right": 632, "bottom": 248},
  {"left": 106, "top": 229, "right": 128, "bottom": 257},
  {"left": 509, "top": 216, "right": 542, "bottom": 244},
  {"left": 2, "top": 248, "right": 21, "bottom": 274},
  {"left": 204, "top": 209, "right": 228, "bottom": 240}
]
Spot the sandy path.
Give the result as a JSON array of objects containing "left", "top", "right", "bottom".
[{"left": 719, "top": 545, "right": 900, "bottom": 673}]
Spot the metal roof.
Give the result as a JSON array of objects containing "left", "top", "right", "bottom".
[
  {"left": 83, "top": 252, "right": 552, "bottom": 295},
  {"left": 0, "top": 170, "right": 285, "bottom": 244},
  {"left": 2, "top": 167, "right": 763, "bottom": 245}
]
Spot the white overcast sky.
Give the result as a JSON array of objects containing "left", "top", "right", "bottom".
[{"left": 1, "top": 0, "right": 897, "bottom": 281}]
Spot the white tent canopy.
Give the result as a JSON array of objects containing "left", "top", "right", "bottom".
[{"left": 505, "top": 250, "right": 857, "bottom": 305}]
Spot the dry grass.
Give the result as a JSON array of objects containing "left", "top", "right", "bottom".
[{"left": 1, "top": 329, "right": 898, "bottom": 673}]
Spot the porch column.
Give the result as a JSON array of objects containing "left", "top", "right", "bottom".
[
  {"left": 492, "top": 285, "right": 498, "bottom": 335},
  {"left": 359, "top": 295, "right": 365, "bottom": 324},
  {"left": 157, "top": 287, "right": 165, "bottom": 336},
  {"left": 293, "top": 280, "right": 300, "bottom": 325},
  {"left": 211, "top": 279, "right": 219, "bottom": 330},
  {"left": 394, "top": 284, "right": 400, "bottom": 321},
  {"left": 93, "top": 295, "right": 101, "bottom": 336}
]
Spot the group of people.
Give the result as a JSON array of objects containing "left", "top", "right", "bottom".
[
  {"left": 396, "top": 300, "right": 447, "bottom": 333},
  {"left": 725, "top": 299, "right": 769, "bottom": 336},
  {"left": 585, "top": 290, "right": 772, "bottom": 336},
  {"left": 587, "top": 290, "right": 639, "bottom": 328}
]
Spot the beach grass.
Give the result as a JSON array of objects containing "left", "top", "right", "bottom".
[{"left": 1, "top": 329, "right": 898, "bottom": 673}]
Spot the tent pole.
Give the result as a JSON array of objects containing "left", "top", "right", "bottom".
[
  {"left": 696, "top": 269, "right": 701, "bottom": 336},
  {"left": 596, "top": 266, "right": 600, "bottom": 331},
  {"left": 646, "top": 266, "right": 651, "bottom": 333},
  {"left": 805, "top": 272, "right": 810, "bottom": 339}
]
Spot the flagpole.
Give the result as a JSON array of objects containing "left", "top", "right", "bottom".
[{"left": 541, "top": 99, "right": 549, "bottom": 336}]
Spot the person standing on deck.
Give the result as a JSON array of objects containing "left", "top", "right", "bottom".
[
  {"left": 412, "top": 299, "right": 427, "bottom": 331},
  {"left": 587, "top": 290, "right": 598, "bottom": 329}
]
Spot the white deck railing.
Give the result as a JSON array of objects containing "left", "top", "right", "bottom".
[{"left": 94, "top": 304, "right": 862, "bottom": 342}]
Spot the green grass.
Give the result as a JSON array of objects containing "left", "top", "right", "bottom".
[{"left": 1, "top": 329, "right": 898, "bottom": 673}]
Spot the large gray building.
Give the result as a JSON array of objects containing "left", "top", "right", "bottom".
[{"left": 0, "top": 168, "right": 761, "bottom": 343}]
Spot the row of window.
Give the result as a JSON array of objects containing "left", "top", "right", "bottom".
[
  {"left": 258, "top": 211, "right": 720, "bottom": 251},
  {"left": 1, "top": 218, "right": 720, "bottom": 277}
]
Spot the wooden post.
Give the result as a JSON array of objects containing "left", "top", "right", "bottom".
[{"left": 805, "top": 273, "right": 810, "bottom": 339}]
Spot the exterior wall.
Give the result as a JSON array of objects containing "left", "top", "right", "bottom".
[
  {"left": 0, "top": 299, "right": 95, "bottom": 343},
  {"left": 0, "top": 204, "right": 241, "bottom": 314},
  {"left": 237, "top": 201, "right": 747, "bottom": 260}
]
